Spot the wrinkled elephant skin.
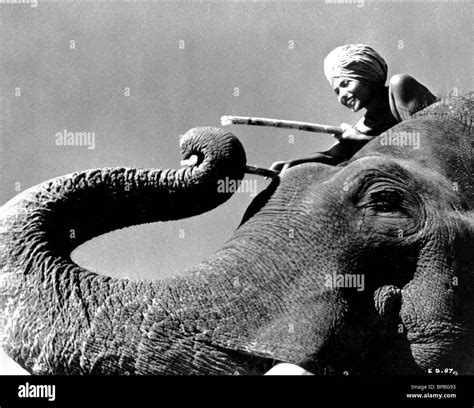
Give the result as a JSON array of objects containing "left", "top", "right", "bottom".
[{"left": 0, "top": 96, "right": 473, "bottom": 375}]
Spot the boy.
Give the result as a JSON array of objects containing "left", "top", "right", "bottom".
[{"left": 271, "top": 44, "right": 437, "bottom": 171}]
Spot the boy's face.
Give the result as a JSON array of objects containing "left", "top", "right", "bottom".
[{"left": 331, "top": 78, "right": 374, "bottom": 112}]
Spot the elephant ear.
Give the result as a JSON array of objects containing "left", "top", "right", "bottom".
[{"left": 399, "top": 211, "right": 474, "bottom": 374}]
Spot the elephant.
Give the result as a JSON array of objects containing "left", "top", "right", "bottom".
[{"left": 0, "top": 94, "right": 472, "bottom": 375}]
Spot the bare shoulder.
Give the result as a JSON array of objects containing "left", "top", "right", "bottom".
[
  {"left": 389, "top": 73, "right": 437, "bottom": 118},
  {"left": 389, "top": 73, "right": 420, "bottom": 102},
  {"left": 389, "top": 73, "right": 416, "bottom": 87}
]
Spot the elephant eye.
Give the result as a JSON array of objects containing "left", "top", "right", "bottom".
[{"left": 366, "top": 189, "right": 403, "bottom": 212}]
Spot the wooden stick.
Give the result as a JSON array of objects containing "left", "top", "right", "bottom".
[
  {"left": 221, "top": 115, "right": 344, "bottom": 136},
  {"left": 245, "top": 165, "right": 279, "bottom": 178},
  {"left": 181, "top": 156, "right": 279, "bottom": 178}
]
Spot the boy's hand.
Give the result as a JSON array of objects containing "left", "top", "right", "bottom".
[{"left": 337, "top": 123, "right": 372, "bottom": 142}]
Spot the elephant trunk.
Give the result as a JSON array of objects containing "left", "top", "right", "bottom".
[
  {"left": 0, "top": 127, "right": 248, "bottom": 374},
  {"left": 1, "top": 127, "right": 246, "bottom": 254}
]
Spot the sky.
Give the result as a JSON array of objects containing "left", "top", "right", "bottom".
[{"left": 0, "top": 0, "right": 472, "bottom": 374}]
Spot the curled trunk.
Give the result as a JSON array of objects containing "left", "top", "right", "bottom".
[{"left": 0, "top": 127, "right": 262, "bottom": 374}]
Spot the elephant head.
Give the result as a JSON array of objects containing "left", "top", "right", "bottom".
[{"left": 1, "top": 95, "right": 473, "bottom": 375}]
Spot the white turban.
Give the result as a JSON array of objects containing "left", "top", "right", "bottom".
[{"left": 324, "top": 44, "right": 388, "bottom": 86}]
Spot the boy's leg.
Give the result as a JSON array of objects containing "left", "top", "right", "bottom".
[{"left": 270, "top": 152, "right": 340, "bottom": 172}]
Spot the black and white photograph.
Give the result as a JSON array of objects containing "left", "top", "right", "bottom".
[{"left": 0, "top": 0, "right": 472, "bottom": 404}]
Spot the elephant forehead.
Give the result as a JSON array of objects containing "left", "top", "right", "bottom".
[
  {"left": 276, "top": 163, "right": 339, "bottom": 195},
  {"left": 277, "top": 156, "right": 409, "bottom": 198},
  {"left": 264, "top": 167, "right": 340, "bottom": 212}
]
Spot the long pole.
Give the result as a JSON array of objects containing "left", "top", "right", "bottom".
[{"left": 221, "top": 115, "right": 344, "bottom": 136}]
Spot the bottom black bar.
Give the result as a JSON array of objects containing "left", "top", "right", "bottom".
[{"left": 0, "top": 375, "right": 473, "bottom": 406}]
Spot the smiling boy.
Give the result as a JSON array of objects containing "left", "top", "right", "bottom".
[{"left": 271, "top": 44, "right": 437, "bottom": 170}]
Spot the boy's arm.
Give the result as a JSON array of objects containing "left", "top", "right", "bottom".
[
  {"left": 271, "top": 126, "right": 374, "bottom": 172},
  {"left": 270, "top": 149, "right": 341, "bottom": 171},
  {"left": 271, "top": 142, "right": 343, "bottom": 171}
]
